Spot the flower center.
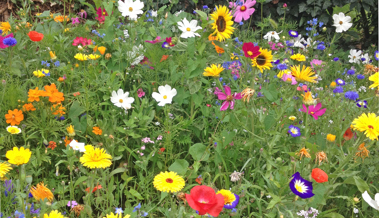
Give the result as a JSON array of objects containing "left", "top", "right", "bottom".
[
  {"left": 119, "top": 99, "right": 123, "bottom": 103},
  {"left": 368, "top": 125, "right": 374, "bottom": 129},
  {"left": 129, "top": 7, "right": 133, "bottom": 12},
  {"left": 353, "top": 56, "right": 356, "bottom": 59},
  {"left": 226, "top": 95, "right": 234, "bottom": 101},
  {"left": 199, "top": 200, "right": 208, "bottom": 204},
  {"left": 186, "top": 27, "right": 191, "bottom": 31},
  {"left": 12, "top": 115, "right": 15, "bottom": 118},
  {"left": 247, "top": 51, "right": 253, "bottom": 56},
  {"left": 256, "top": 55, "right": 266, "bottom": 66},
  {"left": 339, "top": 21, "right": 343, "bottom": 25},
  {"left": 165, "top": 178, "right": 173, "bottom": 183},
  {"left": 10, "top": 129, "right": 17, "bottom": 134},
  {"left": 216, "top": 16, "right": 226, "bottom": 32},
  {"left": 240, "top": 6, "right": 246, "bottom": 11},
  {"left": 311, "top": 112, "right": 315, "bottom": 115},
  {"left": 103, "top": 12, "right": 106, "bottom": 15},
  {"left": 14, "top": 156, "right": 25, "bottom": 165},
  {"left": 163, "top": 95, "right": 168, "bottom": 99},
  {"left": 272, "top": 32, "right": 275, "bottom": 35}
]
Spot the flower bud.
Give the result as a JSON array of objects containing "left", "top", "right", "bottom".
[
  {"left": 105, "top": 53, "right": 112, "bottom": 60},
  {"left": 322, "top": 27, "right": 327, "bottom": 32}
]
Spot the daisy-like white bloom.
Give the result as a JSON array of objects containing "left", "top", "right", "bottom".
[
  {"left": 118, "top": 0, "right": 144, "bottom": 21},
  {"left": 263, "top": 31, "right": 282, "bottom": 42},
  {"left": 290, "top": 35, "right": 305, "bottom": 49},
  {"left": 110, "top": 89, "right": 135, "bottom": 109},
  {"left": 69, "top": 140, "right": 86, "bottom": 152},
  {"left": 348, "top": 49, "right": 362, "bottom": 64},
  {"left": 152, "top": 85, "right": 177, "bottom": 106},
  {"left": 362, "top": 191, "right": 379, "bottom": 211},
  {"left": 177, "top": 18, "right": 202, "bottom": 38},
  {"left": 151, "top": 10, "right": 158, "bottom": 17},
  {"left": 333, "top": 12, "right": 352, "bottom": 33},
  {"left": 361, "top": 53, "right": 370, "bottom": 64},
  {"left": 126, "top": 44, "right": 145, "bottom": 65}
]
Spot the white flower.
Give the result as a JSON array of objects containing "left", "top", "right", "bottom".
[
  {"left": 127, "top": 44, "right": 145, "bottom": 65},
  {"left": 348, "top": 49, "right": 362, "bottom": 64},
  {"left": 155, "top": 122, "right": 160, "bottom": 125},
  {"left": 124, "top": 29, "right": 129, "bottom": 38},
  {"left": 151, "top": 10, "right": 157, "bottom": 17},
  {"left": 263, "top": 31, "right": 282, "bottom": 42},
  {"left": 362, "top": 191, "right": 379, "bottom": 211},
  {"left": 174, "top": 10, "right": 183, "bottom": 16},
  {"left": 329, "top": 120, "right": 333, "bottom": 124},
  {"left": 353, "top": 208, "right": 358, "bottom": 214},
  {"left": 333, "top": 12, "right": 352, "bottom": 33},
  {"left": 266, "top": 195, "right": 271, "bottom": 198},
  {"left": 110, "top": 89, "right": 135, "bottom": 109},
  {"left": 118, "top": 0, "right": 144, "bottom": 21},
  {"left": 69, "top": 140, "right": 86, "bottom": 152},
  {"left": 177, "top": 18, "right": 202, "bottom": 38},
  {"left": 152, "top": 84, "right": 177, "bottom": 106},
  {"left": 292, "top": 35, "right": 306, "bottom": 49},
  {"left": 361, "top": 53, "right": 370, "bottom": 64}
]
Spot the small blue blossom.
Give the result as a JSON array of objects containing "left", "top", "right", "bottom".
[
  {"left": 141, "top": 212, "right": 149, "bottom": 217},
  {"left": 333, "top": 57, "right": 339, "bottom": 61},
  {"left": 319, "top": 22, "right": 324, "bottom": 27},
  {"left": 345, "top": 91, "right": 359, "bottom": 100},
  {"left": 115, "top": 208, "right": 123, "bottom": 214},
  {"left": 239, "top": 22, "right": 244, "bottom": 25},
  {"left": 347, "top": 69, "right": 355, "bottom": 75},
  {"left": 277, "top": 63, "right": 287, "bottom": 70},
  {"left": 316, "top": 43, "right": 325, "bottom": 50},
  {"left": 54, "top": 61, "right": 60, "bottom": 67},
  {"left": 219, "top": 77, "right": 223, "bottom": 82},
  {"left": 203, "top": 5, "right": 208, "bottom": 9},
  {"left": 357, "top": 74, "right": 365, "bottom": 79},
  {"left": 333, "top": 86, "right": 344, "bottom": 93},
  {"left": 133, "top": 203, "right": 141, "bottom": 212},
  {"left": 3, "top": 37, "right": 17, "bottom": 46}
]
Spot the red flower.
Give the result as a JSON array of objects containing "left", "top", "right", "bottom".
[
  {"left": 28, "top": 31, "right": 44, "bottom": 42},
  {"left": 85, "top": 184, "right": 102, "bottom": 193},
  {"left": 343, "top": 128, "right": 353, "bottom": 141},
  {"left": 185, "top": 185, "right": 224, "bottom": 217},
  {"left": 158, "top": 147, "right": 165, "bottom": 154},
  {"left": 242, "top": 42, "right": 260, "bottom": 59},
  {"left": 311, "top": 168, "right": 328, "bottom": 183},
  {"left": 96, "top": 7, "right": 108, "bottom": 24}
]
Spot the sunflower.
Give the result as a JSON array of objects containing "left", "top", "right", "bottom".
[
  {"left": 153, "top": 171, "right": 185, "bottom": 193},
  {"left": 30, "top": 182, "right": 54, "bottom": 202},
  {"left": 210, "top": 5, "right": 234, "bottom": 41},
  {"left": 351, "top": 113, "right": 379, "bottom": 140},
  {"left": 251, "top": 48, "right": 273, "bottom": 72},
  {"left": 290, "top": 53, "right": 306, "bottom": 61},
  {"left": 80, "top": 145, "right": 112, "bottom": 169},
  {"left": 43, "top": 210, "right": 65, "bottom": 218},
  {"left": 6, "top": 147, "right": 31, "bottom": 165},
  {"left": 290, "top": 65, "right": 317, "bottom": 83},
  {"left": 0, "top": 22, "right": 11, "bottom": 35},
  {"left": 203, "top": 64, "right": 224, "bottom": 77},
  {"left": 103, "top": 213, "right": 131, "bottom": 218},
  {"left": 0, "top": 162, "right": 12, "bottom": 180}
]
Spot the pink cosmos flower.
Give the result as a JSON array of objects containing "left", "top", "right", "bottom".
[
  {"left": 231, "top": 0, "right": 256, "bottom": 23},
  {"left": 310, "top": 59, "right": 324, "bottom": 72},
  {"left": 216, "top": 85, "right": 242, "bottom": 111},
  {"left": 78, "top": 10, "right": 87, "bottom": 19},
  {"left": 300, "top": 103, "right": 326, "bottom": 120},
  {"left": 71, "top": 17, "right": 80, "bottom": 25},
  {"left": 282, "top": 74, "right": 297, "bottom": 85},
  {"left": 0, "top": 33, "right": 14, "bottom": 49},
  {"left": 137, "top": 88, "right": 145, "bottom": 98},
  {"left": 145, "top": 36, "right": 163, "bottom": 44}
]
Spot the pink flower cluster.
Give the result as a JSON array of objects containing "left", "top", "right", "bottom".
[
  {"left": 72, "top": 37, "right": 92, "bottom": 46},
  {"left": 141, "top": 137, "right": 154, "bottom": 143},
  {"left": 268, "top": 41, "right": 284, "bottom": 51},
  {"left": 229, "top": 61, "right": 244, "bottom": 78},
  {"left": 137, "top": 88, "right": 145, "bottom": 98},
  {"left": 96, "top": 7, "right": 108, "bottom": 24}
]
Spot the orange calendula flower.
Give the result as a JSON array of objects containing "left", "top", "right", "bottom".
[
  {"left": 64, "top": 136, "right": 72, "bottom": 147},
  {"left": 30, "top": 182, "right": 54, "bottom": 202},
  {"left": 355, "top": 142, "right": 369, "bottom": 161},
  {"left": 92, "top": 127, "right": 103, "bottom": 135},
  {"left": 296, "top": 147, "right": 311, "bottom": 160},
  {"left": 315, "top": 151, "right": 328, "bottom": 165},
  {"left": 98, "top": 46, "right": 106, "bottom": 55},
  {"left": 22, "top": 103, "right": 36, "bottom": 112},
  {"left": 44, "top": 83, "right": 64, "bottom": 103},
  {"left": 48, "top": 141, "right": 57, "bottom": 150},
  {"left": 5, "top": 109, "right": 24, "bottom": 126},
  {"left": 51, "top": 104, "right": 66, "bottom": 116},
  {"left": 28, "top": 87, "right": 44, "bottom": 102}
]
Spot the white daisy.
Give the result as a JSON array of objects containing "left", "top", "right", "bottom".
[
  {"left": 110, "top": 89, "right": 135, "bottom": 109},
  {"left": 362, "top": 191, "right": 379, "bottom": 211},
  {"left": 348, "top": 49, "right": 362, "bottom": 64},
  {"left": 69, "top": 140, "right": 86, "bottom": 152},
  {"left": 152, "top": 84, "right": 177, "bottom": 106},
  {"left": 333, "top": 12, "right": 352, "bottom": 33},
  {"left": 177, "top": 18, "right": 202, "bottom": 38},
  {"left": 263, "top": 31, "right": 282, "bottom": 42},
  {"left": 118, "top": 0, "right": 144, "bottom": 21}
]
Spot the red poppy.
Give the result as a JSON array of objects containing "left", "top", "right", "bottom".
[
  {"left": 242, "top": 42, "right": 261, "bottom": 59},
  {"left": 343, "top": 128, "right": 353, "bottom": 141},
  {"left": 28, "top": 31, "right": 44, "bottom": 42},
  {"left": 311, "top": 168, "right": 328, "bottom": 183},
  {"left": 158, "top": 147, "right": 165, "bottom": 154},
  {"left": 185, "top": 185, "right": 224, "bottom": 217},
  {"left": 85, "top": 184, "right": 102, "bottom": 193},
  {"left": 195, "top": 177, "right": 202, "bottom": 185}
]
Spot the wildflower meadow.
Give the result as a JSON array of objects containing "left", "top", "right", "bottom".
[{"left": 0, "top": 0, "right": 379, "bottom": 217}]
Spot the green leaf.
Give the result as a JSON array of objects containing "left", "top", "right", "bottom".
[
  {"left": 344, "top": 176, "right": 369, "bottom": 193},
  {"left": 148, "top": 26, "right": 157, "bottom": 38},
  {"left": 323, "top": 213, "right": 345, "bottom": 218},
  {"left": 129, "top": 188, "right": 144, "bottom": 200},
  {"left": 74, "top": 176, "right": 88, "bottom": 188},
  {"left": 266, "top": 194, "right": 281, "bottom": 209},
  {"left": 68, "top": 101, "right": 86, "bottom": 120},
  {"left": 264, "top": 110, "right": 276, "bottom": 130},
  {"left": 299, "top": 3, "right": 307, "bottom": 13},
  {"left": 169, "top": 159, "right": 189, "bottom": 175},
  {"left": 107, "top": 168, "right": 127, "bottom": 180},
  {"left": 189, "top": 143, "right": 209, "bottom": 161},
  {"left": 187, "top": 80, "right": 202, "bottom": 94},
  {"left": 261, "top": 87, "right": 278, "bottom": 102},
  {"left": 309, "top": 183, "right": 327, "bottom": 207},
  {"left": 194, "top": 10, "right": 207, "bottom": 21}
]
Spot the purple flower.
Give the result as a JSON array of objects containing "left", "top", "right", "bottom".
[
  {"left": 333, "top": 57, "right": 339, "bottom": 61},
  {"left": 224, "top": 194, "right": 239, "bottom": 209},
  {"left": 356, "top": 99, "right": 367, "bottom": 108},
  {"left": 345, "top": 91, "right": 359, "bottom": 100},
  {"left": 288, "top": 125, "right": 301, "bottom": 137},
  {"left": 3, "top": 37, "right": 17, "bottom": 47},
  {"left": 335, "top": 78, "right": 345, "bottom": 86},
  {"left": 67, "top": 200, "right": 78, "bottom": 208},
  {"left": 71, "top": 17, "right": 80, "bottom": 25},
  {"left": 289, "top": 172, "right": 314, "bottom": 199},
  {"left": 347, "top": 69, "right": 355, "bottom": 75},
  {"left": 216, "top": 85, "right": 242, "bottom": 111},
  {"left": 333, "top": 86, "right": 344, "bottom": 93},
  {"left": 288, "top": 30, "right": 298, "bottom": 37},
  {"left": 357, "top": 74, "right": 364, "bottom": 79}
]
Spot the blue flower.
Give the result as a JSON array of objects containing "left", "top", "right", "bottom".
[
  {"left": 224, "top": 194, "right": 240, "bottom": 209},
  {"left": 335, "top": 78, "right": 345, "bottom": 86},
  {"left": 333, "top": 57, "right": 339, "bottom": 61},
  {"left": 257, "top": 92, "right": 264, "bottom": 97},
  {"left": 316, "top": 43, "right": 325, "bottom": 50},
  {"left": 3, "top": 37, "right": 17, "bottom": 46},
  {"left": 356, "top": 99, "right": 367, "bottom": 108},
  {"left": 42, "top": 69, "right": 50, "bottom": 76},
  {"left": 133, "top": 203, "right": 141, "bottom": 212},
  {"left": 41, "top": 61, "right": 47, "bottom": 66},
  {"left": 159, "top": 20, "right": 163, "bottom": 25},
  {"left": 272, "top": 60, "right": 280, "bottom": 64},
  {"left": 319, "top": 22, "right": 324, "bottom": 27},
  {"left": 30, "top": 203, "right": 40, "bottom": 215},
  {"left": 239, "top": 22, "right": 243, "bottom": 25},
  {"left": 0, "top": 30, "right": 2, "bottom": 34},
  {"left": 115, "top": 207, "right": 123, "bottom": 214},
  {"left": 361, "top": 57, "right": 366, "bottom": 62},
  {"left": 375, "top": 50, "right": 379, "bottom": 61},
  {"left": 233, "top": 75, "right": 238, "bottom": 81},
  {"left": 345, "top": 91, "right": 359, "bottom": 100},
  {"left": 141, "top": 212, "right": 149, "bottom": 217},
  {"left": 54, "top": 61, "right": 60, "bottom": 67},
  {"left": 333, "top": 86, "right": 344, "bottom": 93},
  {"left": 313, "top": 18, "right": 318, "bottom": 24},
  {"left": 288, "top": 125, "right": 301, "bottom": 137},
  {"left": 277, "top": 63, "right": 287, "bottom": 70},
  {"left": 289, "top": 172, "right": 314, "bottom": 199},
  {"left": 357, "top": 74, "right": 365, "bottom": 79},
  {"left": 203, "top": 5, "right": 208, "bottom": 9},
  {"left": 347, "top": 69, "right": 355, "bottom": 75},
  {"left": 14, "top": 211, "right": 25, "bottom": 218},
  {"left": 288, "top": 30, "right": 298, "bottom": 37},
  {"left": 219, "top": 77, "right": 223, "bottom": 82}
]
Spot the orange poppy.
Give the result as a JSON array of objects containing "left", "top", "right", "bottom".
[
  {"left": 28, "top": 31, "right": 44, "bottom": 42},
  {"left": 22, "top": 103, "right": 36, "bottom": 112},
  {"left": 5, "top": 109, "right": 24, "bottom": 126},
  {"left": 92, "top": 127, "right": 102, "bottom": 135},
  {"left": 48, "top": 141, "right": 57, "bottom": 150},
  {"left": 343, "top": 128, "right": 353, "bottom": 141},
  {"left": 85, "top": 184, "right": 102, "bottom": 193},
  {"left": 311, "top": 168, "right": 328, "bottom": 183}
]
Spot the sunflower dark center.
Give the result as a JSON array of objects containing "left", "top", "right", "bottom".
[
  {"left": 166, "top": 178, "right": 173, "bottom": 183},
  {"left": 256, "top": 55, "right": 266, "bottom": 66},
  {"left": 216, "top": 16, "right": 226, "bottom": 32},
  {"left": 226, "top": 95, "right": 233, "bottom": 101}
]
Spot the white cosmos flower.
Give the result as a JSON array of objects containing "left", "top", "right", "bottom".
[
  {"left": 110, "top": 89, "right": 135, "bottom": 109},
  {"left": 362, "top": 191, "right": 379, "bottom": 211},
  {"left": 69, "top": 140, "right": 86, "bottom": 152},
  {"left": 333, "top": 12, "right": 352, "bottom": 33},
  {"left": 263, "top": 31, "right": 282, "bottom": 42},
  {"left": 361, "top": 53, "right": 370, "bottom": 64},
  {"left": 291, "top": 35, "right": 305, "bottom": 49},
  {"left": 152, "top": 85, "right": 177, "bottom": 106},
  {"left": 118, "top": 0, "right": 144, "bottom": 21},
  {"left": 177, "top": 18, "right": 202, "bottom": 38},
  {"left": 348, "top": 49, "right": 362, "bottom": 64}
]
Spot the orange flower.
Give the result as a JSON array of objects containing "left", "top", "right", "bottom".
[
  {"left": 22, "top": 103, "right": 36, "bottom": 112},
  {"left": 54, "top": 15, "right": 69, "bottom": 22},
  {"left": 85, "top": 184, "right": 102, "bottom": 193},
  {"left": 51, "top": 104, "right": 66, "bottom": 116},
  {"left": 315, "top": 151, "right": 328, "bottom": 166},
  {"left": 44, "top": 83, "right": 64, "bottom": 103},
  {"left": 73, "top": 92, "right": 80, "bottom": 97},
  {"left": 27, "top": 31, "right": 44, "bottom": 42},
  {"left": 28, "top": 87, "right": 44, "bottom": 102},
  {"left": 355, "top": 142, "right": 370, "bottom": 161},
  {"left": 160, "top": 55, "right": 169, "bottom": 62},
  {"left": 93, "top": 45, "right": 98, "bottom": 53},
  {"left": 295, "top": 147, "right": 311, "bottom": 160},
  {"left": 58, "top": 77, "right": 65, "bottom": 82},
  {"left": 48, "top": 141, "right": 57, "bottom": 150},
  {"left": 5, "top": 109, "right": 24, "bottom": 126},
  {"left": 64, "top": 136, "right": 72, "bottom": 147},
  {"left": 214, "top": 45, "right": 225, "bottom": 54},
  {"left": 92, "top": 127, "right": 103, "bottom": 135},
  {"left": 195, "top": 176, "right": 203, "bottom": 185},
  {"left": 208, "top": 34, "right": 218, "bottom": 41},
  {"left": 343, "top": 128, "right": 353, "bottom": 141},
  {"left": 98, "top": 46, "right": 106, "bottom": 55}
]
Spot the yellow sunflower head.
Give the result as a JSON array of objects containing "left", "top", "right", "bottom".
[
  {"left": 203, "top": 64, "right": 224, "bottom": 77},
  {"left": 80, "top": 145, "right": 112, "bottom": 169},
  {"left": 0, "top": 162, "right": 12, "bottom": 180},
  {"left": 216, "top": 189, "right": 236, "bottom": 205},
  {"left": 290, "top": 65, "right": 317, "bottom": 83},
  {"left": 210, "top": 5, "right": 234, "bottom": 41},
  {"left": 30, "top": 182, "right": 54, "bottom": 202},
  {"left": 103, "top": 213, "right": 130, "bottom": 218},
  {"left": 153, "top": 171, "right": 185, "bottom": 193},
  {"left": 352, "top": 113, "right": 379, "bottom": 141},
  {"left": 43, "top": 210, "right": 66, "bottom": 218},
  {"left": 6, "top": 147, "right": 32, "bottom": 165},
  {"left": 252, "top": 48, "right": 273, "bottom": 72}
]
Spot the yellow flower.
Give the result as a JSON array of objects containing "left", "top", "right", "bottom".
[
  {"left": 290, "top": 65, "right": 317, "bottom": 83},
  {"left": 252, "top": 48, "right": 273, "bottom": 72},
  {"left": 277, "top": 70, "right": 290, "bottom": 79},
  {"left": 88, "top": 54, "right": 101, "bottom": 60},
  {"left": 216, "top": 189, "right": 236, "bottom": 205},
  {"left": 6, "top": 126, "right": 21, "bottom": 134},
  {"left": 301, "top": 91, "right": 316, "bottom": 105},
  {"left": 153, "top": 171, "right": 185, "bottom": 193},
  {"left": 351, "top": 113, "right": 379, "bottom": 140},
  {"left": 289, "top": 116, "right": 296, "bottom": 121},
  {"left": 103, "top": 213, "right": 130, "bottom": 218},
  {"left": 43, "top": 210, "right": 65, "bottom": 218},
  {"left": 33, "top": 69, "right": 49, "bottom": 78},
  {"left": 80, "top": 145, "right": 112, "bottom": 169},
  {"left": 50, "top": 51, "right": 57, "bottom": 60},
  {"left": 64, "top": 28, "right": 70, "bottom": 32},
  {"left": 326, "top": 134, "right": 336, "bottom": 142},
  {"left": 0, "top": 22, "right": 11, "bottom": 35},
  {"left": 230, "top": 53, "right": 238, "bottom": 60},
  {"left": 210, "top": 5, "right": 234, "bottom": 41},
  {"left": 290, "top": 53, "right": 306, "bottom": 61},
  {"left": 74, "top": 53, "right": 88, "bottom": 61},
  {"left": 330, "top": 81, "right": 336, "bottom": 88},
  {"left": 6, "top": 147, "right": 31, "bottom": 165},
  {"left": 369, "top": 72, "right": 379, "bottom": 90},
  {"left": 30, "top": 182, "right": 54, "bottom": 202},
  {"left": 203, "top": 64, "right": 224, "bottom": 77},
  {"left": 67, "top": 125, "right": 75, "bottom": 137},
  {"left": 0, "top": 162, "right": 12, "bottom": 180}
]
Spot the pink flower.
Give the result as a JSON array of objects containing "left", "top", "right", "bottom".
[
  {"left": 214, "top": 87, "right": 223, "bottom": 95},
  {"left": 310, "top": 59, "right": 324, "bottom": 72},
  {"left": 157, "top": 135, "right": 163, "bottom": 140},
  {"left": 137, "top": 88, "right": 145, "bottom": 98},
  {"left": 72, "top": 37, "right": 92, "bottom": 46},
  {"left": 300, "top": 103, "right": 326, "bottom": 120},
  {"left": 67, "top": 201, "right": 78, "bottom": 208},
  {"left": 231, "top": 0, "right": 256, "bottom": 23},
  {"left": 302, "top": 85, "right": 308, "bottom": 91},
  {"left": 145, "top": 36, "right": 163, "bottom": 44},
  {"left": 78, "top": 10, "right": 87, "bottom": 19},
  {"left": 283, "top": 3, "right": 287, "bottom": 8},
  {"left": 0, "top": 33, "right": 14, "bottom": 49},
  {"left": 71, "top": 17, "right": 80, "bottom": 25},
  {"left": 282, "top": 74, "right": 297, "bottom": 85},
  {"left": 216, "top": 85, "right": 242, "bottom": 111},
  {"left": 96, "top": 7, "right": 108, "bottom": 24},
  {"left": 141, "top": 145, "right": 146, "bottom": 150}
]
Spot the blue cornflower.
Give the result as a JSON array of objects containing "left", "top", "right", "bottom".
[
  {"left": 54, "top": 61, "right": 60, "bottom": 67},
  {"left": 347, "top": 69, "right": 355, "bottom": 75},
  {"left": 356, "top": 99, "right": 367, "bottom": 108},
  {"left": 357, "top": 74, "right": 365, "bottom": 79},
  {"left": 277, "top": 63, "right": 287, "bottom": 70},
  {"left": 233, "top": 75, "right": 238, "bottom": 81},
  {"left": 219, "top": 77, "right": 223, "bottom": 82},
  {"left": 288, "top": 125, "right": 301, "bottom": 137},
  {"left": 159, "top": 20, "right": 163, "bottom": 25},
  {"left": 375, "top": 50, "right": 378, "bottom": 61},
  {"left": 333, "top": 57, "right": 339, "bottom": 61},
  {"left": 335, "top": 78, "right": 345, "bottom": 86},
  {"left": 133, "top": 203, "right": 141, "bottom": 212},
  {"left": 319, "top": 22, "right": 324, "bottom": 27},
  {"left": 272, "top": 60, "right": 280, "bottom": 65},
  {"left": 41, "top": 61, "right": 47, "bottom": 66},
  {"left": 333, "top": 86, "right": 344, "bottom": 93},
  {"left": 316, "top": 43, "right": 325, "bottom": 50},
  {"left": 3, "top": 37, "right": 17, "bottom": 46},
  {"left": 239, "top": 22, "right": 243, "bottom": 25},
  {"left": 345, "top": 91, "right": 359, "bottom": 100},
  {"left": 115, "top": 208, "right": 123, "bottom": 214},
  {"left": 141, "top": 212, "right": 149, "bottom": 217},
  {"left": 203, "top": 5, "right": 208, "bottom": 9}
]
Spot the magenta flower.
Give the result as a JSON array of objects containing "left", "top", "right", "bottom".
[
  {"left": 216, "top": 86, "right": 242, "bottom": 111},
  {"left": 137, "top": 88, "right": 145, "bottom": 98},
  {"left": 231, "top": 0, "right": 256, "bottom": 23},
  {"left": 71, "top": 17, "right": 80, "bottom": 25},
  {"left": 0, "top": 33, "right": 14, "bottom": 49},
  {"left": 300, "top": 103, "right": 326, "bottom": 120},
  {"left": 78, "top": 10, "right": 87, "bottom": 19},
  {"left": 282, "top": 74, "right": 297, "bottom": 85},
  {"left": 145, "top": 36, "right": 163, "bottom": 44},
  {"left": 72, "top": 37, "right": 92, "bottom": 46},
  {"left": 96, "top": 7, "right": 108, "bottom": 24}
]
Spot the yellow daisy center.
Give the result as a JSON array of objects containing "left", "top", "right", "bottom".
[
  {"left": 103, "top": 12, "right": 106, "bottom": 15},
  {"left": 216, "top": 16, "right": 226, "bottom": 32},
  {"left": 272, "top": 32, "right": 275, "bottom": 35},
  {"left": 119, "top": 99, "right": 123, "bottom": 103},
  {"left": 163, "top": 95, "right": 167, "bottom": 99},
  {"left": 129, "top": 7, "right": 133, "bottom": 12},
  {"left": 186, "top": 27, "right": 191, "bottom": 31},
  {"left": 295, "top": 183, "right": 303, "bottom": 192},
  {"left": 311, "top": 112, "right": 315, "bottom": 115},
  {"left": 247, "top": 51, "right": 253, "bottom": 56},
  {"left": 10, "top": 129, "right": 17, "bottom": 133},
  {"left": 240, "top": 6, "right": 246, "bottom": 11}
]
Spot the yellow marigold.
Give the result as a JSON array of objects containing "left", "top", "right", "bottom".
[
  {"left": 33, "top": 69, "right": 49, "bottom": 78},
  {"left": 330, "top": 81, "right": 337, "bottom": 88},
  {"left": 22, "top": 103, "right": 36, "bottom": 112},
  {"left": 67, "top": 125, "right": 75, "bottom": 137},
  {"left": 203, "top": 64, "right": 224, "bottom": 77},
  {"left": 6, "top": 147, "right": 31, "bottom": 165},
  {"left": 296, "top": 147, "right": 311, "bottom": 160},
  {"left": 326, "top": 134, "right": 336, "bottom": 142},
  {"left": 290, "top": 65, "right": 317, "bottom": 83},
  {"left": 153, "top": 171, "right": 185, "bottom": 193},
  {"left": 290, "top": 53, "right": 306, "bottom": 61},
  {"left": 351, "top": 113, "right": 379, "bottom": 140},
  {"left": 30, "top": 182, "right": 54, "bottom": 202},
  {"left": 51, "top": 104, "right": 65, "bottom": 116},
  {"left": 88, "top": 54, "right": 101, "bottom": 60},
  {"left": 80, "top": 145, "right": 112, "bottom": 169},
  {"left": 54, "top": 15, "right": 69, "bottom": 23},
  {"left": 301, "top": 91, "right": 317, "bottom": 105},
  {"left": 0, "top": 22, "right": 11, "bottom": 35},
  {"left": 43, "top": 210, "right": 65, "bottom": 218},
  {"left": 0, "top": 162, "right": 12, "bottom": 180},
  {"left": 369, "top": 72, "right": 379, "bottom": 90}
]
